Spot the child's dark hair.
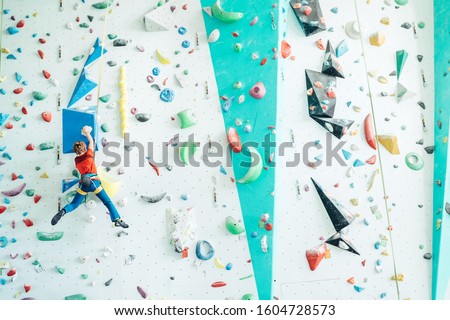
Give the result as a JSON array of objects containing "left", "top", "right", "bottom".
[{"left": 73, "top": 141, "right": 86, "bottom": 155}]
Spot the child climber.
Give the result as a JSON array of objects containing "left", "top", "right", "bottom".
[{"left": 51, "top": 125, "right": 129, "bottom": 228}]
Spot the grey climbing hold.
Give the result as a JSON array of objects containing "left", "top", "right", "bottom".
[
  {"left": 113, "top": 39, "right": 128, "bottom": 47},
  {"left": 135, "top": 113, "right": 151, "bottom": 122}
]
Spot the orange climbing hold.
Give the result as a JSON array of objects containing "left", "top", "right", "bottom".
[
  {"left": 281, "top": 40, "right": 291, "bottom": 59},
  {"left": 306, "top": 243, "right": 327, "bottom": 271},
  {"left": 41, "top": 112, "right": 52, "bottom": 122}
]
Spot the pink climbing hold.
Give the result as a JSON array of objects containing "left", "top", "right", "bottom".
[
  {"left": 137, "top": 286, "right": 148, "bottom": 299},
  {"left": 281, "top": 40, "right": 292, "bottom": 59},
  {"left": 1, "top": 183, "right": 26, "bottom": 196},
  {"left": 42, "top": 112, "right": 52, "bottom": 122},
  {"left": 249, "top": 81, "right": 266, "bottom": 99},
  {"left": 23, "top": 219, "right": 33, "bottom": 227},
  {"left": 365, "top": 155, "right": 377, "bottom": 165}
]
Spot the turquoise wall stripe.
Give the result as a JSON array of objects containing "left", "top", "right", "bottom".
[
  {"left": 200, "top": 0, "right": 280, "bottom": 300},
  {"left": 433, "top": 0, "right": 450, "bottom": 300}
]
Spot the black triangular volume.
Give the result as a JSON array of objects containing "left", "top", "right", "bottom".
[
  {"left": 325, "top": 232, "right": 360, "bottom": 255},
  {"left": 305, "top": 69, "right": 336, "bottom": 118},
  {"left": 290, "top": 0, "right": 326, "bottom": 37},
  {"left": 311, "top": 116, "right": 354, "bottom": 139},
  {"left": 322, "top": 41, "right": 345, "bottom": 79},
  {"left": 310, "top": 178, "right": 355, "bottom": 232}
]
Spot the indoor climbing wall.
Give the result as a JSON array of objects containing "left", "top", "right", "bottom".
[
  {"left": 273, "top": 0, "right": 435, "bottom": 300},
  {"left": 0, "top": 0, "right": 438, "bottom": 301},
  {"left": 0, "top": 0, "right": 257, "bottom": 300}
]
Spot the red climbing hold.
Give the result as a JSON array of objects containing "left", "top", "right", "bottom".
[
  {"left": 41, "top": 112, "right": 52, "bottom": 122},
  {"left": 13, "top": 88, "right": 23, "bottom": 94},
  {"left": 5, "top": 122, "right": 13, "bottom": 129},
  {"left": 26, "top": 144, "right": 35, "bottom": 151},
  {"left": 23, "top": 219, "right": 33, "bottom": 227},
  {"left": 227, "top": 127, "right": 242, "bottom": 153},
  {"left": 16, "top": 20, "right": 25, "bottom": 28},
  {"left": 42, "top": 70, "right": 51, "bottom": 79},
  {"left": 0, "top": 206, "right": 6, "bottom": 214},
  {"left": 38, "top": 38, "right": 46, "bottom": 44},
  {"left": 306, "top": 243, "right": 327, "bottom": 271},
  {"left": 260, "top": 58, "right": 267, "bottom": 66},
  {"left": 12, "top": 173, "right": 18, "bottom": 181},
  {"left": 24, "top": 284, "right": 31, "bottom": 293},
  {"left": 37, "top": 50, "right": 44, "bottom": 59},
  {"left": 211, "top": 281, "right": 227, "bottom": 288},
  {"left": 7, "top": 269, "right": 16, "bottom": 277},
  {"left": 34, "top": 195, "right": 42, "bottom": 203},
  {"left": 22, "top": 107, "right": 28, "bottom": 114}
]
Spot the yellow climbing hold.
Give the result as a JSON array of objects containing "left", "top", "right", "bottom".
[
  {"left": 369, "top": 31, "right": 386, "bottom": 46},
  {"left": 378, "top": 135, "right": 400, "bottom": 154},
  {"left": 40, "top": 172, "right": 49, "bottom": 178},
  {"left": 156, "top": 49, "right": 171, "bottom": 65},
  {"left": 118, "top": 66, "right": 129, "bottom": 138},
  {"left": 391, "top": 274, "right": 404, "bottom": 281}
]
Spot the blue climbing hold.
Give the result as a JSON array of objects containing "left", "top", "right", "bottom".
[
  {"left": 160, "top": 88, "right": 174, "bottom": 102},
  {"left": 353, "top": 159, "right": 365, "bottom": 167},
  {"left": 342, "top": 149, "right": 352, "bottom": 160},
  {"left": 354, "top": 285, "right": 365, "bottom": 292},
  {"left": 195, "top": 240, "right": 215, "bottom": 261},
  {"left": 7, "top": 26, "right": 19, "bottom": 35},
  {"left": 182, "top": 40, "right": 190, "bottom": 48},
  {"left": 152, "top": 67, "right": 160, "bottom": 76},
  {"left": 6, "top": 54, "right": 17, "bottom": 60},
  {"left": 178, "top": 27, "right": 187, "bottom": 35},
  {"left": 0, "top": 236, "right": 8, "bottom": 248},
  {"left": 336, "top": 39, "right": 349, "bottom": 57},
  {"left": 15, "top": 73, "right": 22, "bottom": 82},
  {"left": 0, "top": 89, "right": 5, "bottom": 95}
]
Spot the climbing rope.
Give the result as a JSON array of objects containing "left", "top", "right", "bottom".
[{"left": 354, "top": 0, "right": 401, "bottom": 300}]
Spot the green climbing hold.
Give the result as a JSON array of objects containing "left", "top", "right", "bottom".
[
  {"left": 394, "top": 0, "right": 408, "bottom": 5},
  {"left": 225, "top": 216, "right": 245, "bottom": 235},
  {"left": 13, "top": 116, "right": 21, "bottom": 121},
  {"left": 72, "top": 169, "right": 80, "bottom": 178},
  {"left": 32, "top": 259, "right": 40, "bottom": 266},
  {"left": 183, "top": 69, "right": 189, "bottom": 75},
  {"left": 39, "top": 142, "right": 55, "bottom": 150},
  {"left": 73, "top": 55, "right": 85, "bottom": 61},
  {"left": 99, "top": 94, "right": 111, "bottom": 103},
  {"left": 55, "top": 266, "right": 65, "bottom": 274},
  {"left": 177, "top": 109, "right": 197, "bottom": 129},
  {"left": 81, "top": 274, "right": 88, "bottom": 279},
  {"left": 73, "top": 68, "right": 80, "bottom": 76},
  {"left": 396, "top": 50, "right": 408, "bottom": 80},
  {"left": 36, "top": 231, "right": 64, "bottom": 241},
  {"left": 79, "top": 23, "right": 89, "bottom": 28},
  {"left": 418, "top": 21, "right": 425, "bottom": 29},
  {"left": 35, "top": 166, "right": 41, "bottom": 171},
  {"left": 32, "top": 91, "right": 48, "bottom": 101},
  {"left": 25, "top": 189, "right": 35, "bottom": 196},
  {"left": 234, "top": 43, "right": 243, "bottom": 52},
  {"left": 108, "top": 34, "right": 117, "bottom": 40},
  {"left": 92, "top": 0, "right": 114, "bottom": 9},
  {"left": 178, "top": 142, "right": 197, "bottom": 165},
  {"left": 100, "top": 123, "right": 109, "bottom": 132},
  {"left": 405, "top": 152, "right": 424, "bottom": 170},
  {"left": 241, "top": 294, "right": 256, "bottom": 300},
  {"left": 65, "top": 294, "right": 87, "bottom": 300}
]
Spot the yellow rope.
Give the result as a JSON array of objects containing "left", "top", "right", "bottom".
[{"left": 353, "top": 0, "right": 400, "bottom": 299}]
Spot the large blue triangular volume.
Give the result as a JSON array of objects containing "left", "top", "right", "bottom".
[
  {"left": 62, "top": 108, "right": 98, "bottom": 154},
  {"left": 84, "top": 37, "right": 107, "bottom": 68},
  {"left": 67, "top": 69, "right": 98, "bottom": 108},
  {"left": 62, "top": 178, "right": 79, "bottom": 193}
]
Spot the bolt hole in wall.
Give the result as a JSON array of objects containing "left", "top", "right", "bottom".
[{"left": 0, "top": 0, "right": 437, "bottom": 300}]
